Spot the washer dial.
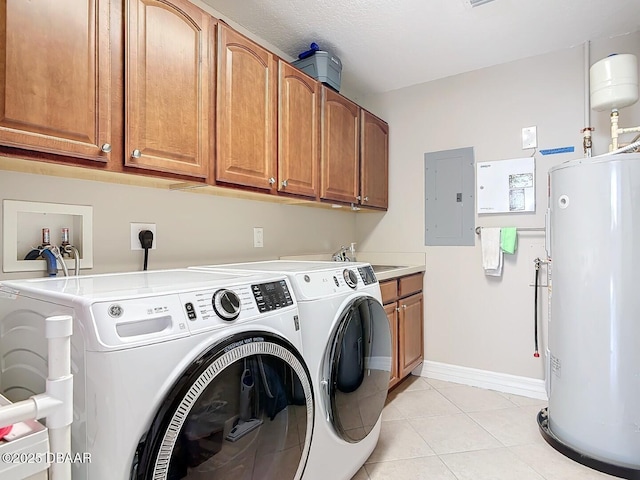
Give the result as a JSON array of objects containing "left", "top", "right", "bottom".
[
  {"left": 212, "top": 289, "right": 241, "bottom": 320},
  {"left": 343, "top": 269, "right": 358, "bottom": 289}
]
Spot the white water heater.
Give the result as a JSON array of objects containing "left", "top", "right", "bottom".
[{"left": 544, "top": 152, "right": 640, "bottom": 475}]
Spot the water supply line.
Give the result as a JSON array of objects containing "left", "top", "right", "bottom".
[
  {"left": 49, "top": 246, "right": 69, "bottom": 277},
  {"left": 0, "top": 315, "right": 73, "bottom": 480},
  {"left": 60, "top": 228, "right": 80, "bottom": 276},
  {"left": 599, "top": 138, "right": 640, "bottom": 156},
  {"left": 581, "top": 127, "right": 594, "bottom": 157},
  {"left": 610, "top": 110, "right": 640, "bottom": 151},
  {"left": 62, "top": 245, "right": 81, "bottom": 276},
  {"left": 40, "top": 248, "right": 59, "bottom": 277},
  {"left": 582, "top": 41, "right": 594, "bottom": 158},
  {"left": 532, "top": 257, "right": 550, "bottom": 358},
  {"left": 24, "top": 227, "right": 80, "bottom": 277}
]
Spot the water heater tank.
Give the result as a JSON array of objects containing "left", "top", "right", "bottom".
[
  {"left": 544, "top": 152, "right": 640, "bottom": 476},
  {"left": 590, "top": 53, "right": 639, "bottom": 112}
]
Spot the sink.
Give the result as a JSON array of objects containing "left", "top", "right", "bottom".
[{"left": 370, "top": 264, "right": 407, "bottom": 272}]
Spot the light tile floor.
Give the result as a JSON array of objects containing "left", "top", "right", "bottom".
[{"left": 352, "top": 376, "right": 619, "bottom": 480}]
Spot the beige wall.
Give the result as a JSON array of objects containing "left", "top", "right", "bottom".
[
  {"left": 357, "top": 31, "right": 640, "bottom": 380},
  {"left": 0, "top": 169, "right": 356, "bottom": 281}
]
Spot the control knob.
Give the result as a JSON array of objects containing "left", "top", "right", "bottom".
[
  {"left": 212, "top": 289, "right": 241, "bottom": 320},
  {"left": 343, "top": 269, "right": 358, "bottom": 289}
]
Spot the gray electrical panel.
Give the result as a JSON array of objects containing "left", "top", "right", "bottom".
[{"left": 425, "top": 147, "right": 475, "bottom": 246}]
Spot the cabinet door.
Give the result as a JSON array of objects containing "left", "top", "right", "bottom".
[
  {"left": 216, "top": 24, "right": 277, "bottom": 191},
  {"left": 278, "top": 61, "right": 320, "bottom": 198},
  {"left": 384, "top": 303, "right": 399, "bottom": 389},
  {"left": 360, "top": 109, "right": 389, "bottom": 209},
  {"left": 399, "top": 293, "right": 424, "bottom": 378},
  {"left": 320, "top": 87, "right": 359, "bottom": 204},
  {"left": 0, "top": 0, "right": 111, "bottom": 161},
  {"left": 126, "top": 0, "right": 213, "bottom": 178}
]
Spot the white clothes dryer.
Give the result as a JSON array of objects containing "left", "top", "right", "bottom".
[
  {"left": 0, "top": 269, "right": 314, "bottom": 480},
  {"left": 191, "top": 261, "right": 391, "bottom": 480}
]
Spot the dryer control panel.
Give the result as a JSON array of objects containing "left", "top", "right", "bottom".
[
  {"left": 357, "top": 265, "right": 377, "bottom": 285},
  {"left": 252, "top": 280, "right": 293, "bottom": 312}
]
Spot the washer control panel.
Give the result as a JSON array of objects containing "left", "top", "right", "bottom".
[{"left": 252, "top": 280, "right": 293, "bottom": 312}]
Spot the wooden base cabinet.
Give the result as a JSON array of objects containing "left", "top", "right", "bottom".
[
  {"left": 380, "top": 272, "right": 424, "bottom": 389},
  {"left": 399, "top": 292, "right": 424, "bottom": 378}
]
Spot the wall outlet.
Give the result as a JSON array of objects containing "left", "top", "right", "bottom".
[
  {"left": 131, "top": 223, "right": 157, "bottom": 250},
  {"left": 253, "top": 227, "right": 264, "bottom": 248}
]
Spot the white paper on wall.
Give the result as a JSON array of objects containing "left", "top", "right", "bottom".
[{"left": 476, "top": 157, "right": 535, "bottom": 214}]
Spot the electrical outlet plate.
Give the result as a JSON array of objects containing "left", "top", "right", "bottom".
[
  {"left": 131, "top": 223, "right": 157, "bottom": 250},
  {"left": 253, "top": 227, "right": 264, "bottom": 248},
  {"left": 522, "top": 126, "right": 537, "bottom": 149}
]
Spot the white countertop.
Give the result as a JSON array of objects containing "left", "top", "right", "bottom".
[{"left": 372, "top": 264, "right": 425, "bottom": 281}]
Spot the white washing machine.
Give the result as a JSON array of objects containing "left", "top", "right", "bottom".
[
  {"left": 191, "top": 261, "right": 391, "bottom": 480},
  {"left": 0, "top": 269, "right": 315, "bottom": 480}
]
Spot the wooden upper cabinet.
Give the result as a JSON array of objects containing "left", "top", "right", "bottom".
[
  {"left": 360, "top": 109, "right": 389, "bottom": 209},
  {"left": 0, "top": 0, "right": 111, "bottom": 161},
  {"left": 216, "top": 24, "right": 277, "bottom": 191},
  {"left": 125, "top": 0, "right": 214, "bottom": 178},
  {"left": 278, "top": 61, "right": 320, "bottom": 198},
  {"left": 320, "top": 87, "right": 359, "bottom": 204}
]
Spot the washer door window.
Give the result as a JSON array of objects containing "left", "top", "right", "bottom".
[
  {"left": 133, "top": 333, "right": 314, "bottom": 480},
  {"left": 324, "top": 297, "right": 391, "bottom": 443}
]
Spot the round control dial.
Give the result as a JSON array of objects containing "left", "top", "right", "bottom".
[
  {"left": 343, "top": 269, "right": 358, "bottom": 289},
  {"left": 212, "top": 289, "right": 241, "bottom": 320}
]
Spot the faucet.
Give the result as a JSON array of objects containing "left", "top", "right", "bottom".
[{"left": 332, "top": 245, "right": 350, "bottom": 262}]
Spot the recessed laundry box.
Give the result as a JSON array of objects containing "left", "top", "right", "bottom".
[{"left": 292, "top": 51, "right": 342, "bottom": 92}]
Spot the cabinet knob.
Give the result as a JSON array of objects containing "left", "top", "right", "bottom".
[
  {"left": 281, "top": 179, "right": 288, "bottom": 188},
  {"left": 396, "top": 307, "right": 400, "bottom": 312},
  {"left": 402, "top": 304, "right": 407, "bottom": 309},
  {"left": 363, "top": 196, "right": 369, "bottom": 202},
  {"left": 131, "top": 149, "right": 142, "bottom": 159},
  {"left": 356, "top": 195, "right": 362, "bottom": 201},
  {"left": 101, "top": 143, "right": 112, "bottom": 153},
  {"left": 268, "top": 177, "right": 276, "bottom": 185}
]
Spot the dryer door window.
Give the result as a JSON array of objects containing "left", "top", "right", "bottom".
[
  {"left": 324, "top": 297, "right": 391, "bottom": 443},
  {"left": 132, "top": 332, "right": 314, "bottom": 480}
]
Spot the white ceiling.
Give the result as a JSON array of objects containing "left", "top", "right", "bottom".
[{"left": 201, "top": 0, "right": 640, "bottom": 96}]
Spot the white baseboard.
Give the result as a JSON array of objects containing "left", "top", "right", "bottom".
[{"left": 415, "top": 361, "right": 548, "bottom": 400}]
